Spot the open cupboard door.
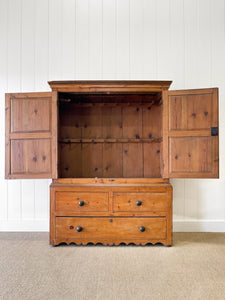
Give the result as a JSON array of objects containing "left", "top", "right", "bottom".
[
  {"left": 5, "top": 92, "right": 58, "bottom": 179},
  {"left": 162, "top": 88, "right": 219, "bottom": 178}
]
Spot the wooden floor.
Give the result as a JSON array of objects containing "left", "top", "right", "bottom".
[{"left": 0, "top": 232, "right": 225, "bottom": 300}]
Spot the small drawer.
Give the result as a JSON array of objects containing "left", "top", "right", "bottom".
[
  {"left": 113, "top": 192, "right": 167, "bottom": 212},
  {"left": 55, "top": 192, "right": 109, "bottom": 212},
  {"left": 56, "top": 217, "right": 166, "bottom": 240}
]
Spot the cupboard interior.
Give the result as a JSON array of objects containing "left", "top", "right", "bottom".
[{"left": 58, "top": 92, "right": 163, "bottom": 178}]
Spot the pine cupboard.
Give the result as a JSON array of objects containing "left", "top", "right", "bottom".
[{"left": 5, "top": 81, "right": 219, "bottom": 246}]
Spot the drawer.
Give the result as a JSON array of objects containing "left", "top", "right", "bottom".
[
  {"left": 55, "top": 192, "right": 109, "bottom": 212},
  {"left": 113, "top": 192, "right": 167, "bottom": 212},
  {"left": 56, "top": 217, "right": 166, "bottom": 240}
]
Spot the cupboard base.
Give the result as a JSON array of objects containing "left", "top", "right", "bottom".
[{"left": 50, "top": 180, "right": 173, "bottom": 247}]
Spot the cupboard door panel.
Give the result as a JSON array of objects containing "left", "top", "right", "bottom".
[
  {"left": 169, "top": 137, "right": 212, "bottom": 174},
  {"left": 5, "top": 92, "right": 57, "bottom": 179},
  {"left": 11, "top": 139, "right": 51, "bottom": 175},
  {"left": 11, "top": 98, "right": 50, "bottom": 132},
  {"left": 169, "top": 93, "right": 212, "bottom": 130},
  {"left": 163, "top": 88, "right": 218, "bottom": 178}
]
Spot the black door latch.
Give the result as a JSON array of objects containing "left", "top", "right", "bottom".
[{"left": 211, "top": 127, "right": 218, "bottom": 136}]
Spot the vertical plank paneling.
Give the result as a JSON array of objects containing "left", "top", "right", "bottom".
[
  {"left": 49, "top": 0, "right": 62, "bottom": 186},
  {"left": 211, "top": 0, "right": 225, "bottom": 88},
  {"left": 62, "top": 0, "right": 76, "bottom": 79},
  {"left": 102, "top": 0, "right": 116, "bottom": 78},
  {"left": 21, "top": 181, "right": 35, "bottom": 220},
  {"left": 49, "top": 0, "right": 62, "bottom": 80},
  {"left": 142, "top": 0, "right": 157, "bottom": 79},
  {"left": 0, "top": 0, "right": 225, "bottom": 231},
  {"left": 184, "top": 0, "right": 211, "bottom": 221},
  {"left": 183, "top": 0, "right": 200, "bottom": 221},
  {"left": 7, "top": 0, "right": 22, "bottom": 91},
  {"left": 130, "top": 0, "right": 143, "bottom": 79},
  {"left": 103, "top": 143, "right": 123, "bottom": 178},
  {"left": 76, "top": 0, "right": 89, "bottom": 79},
  {"left": 211, "top": 0, "right": 225, "bottom": 186},
  {"left": 198, "top": 180, "right": 225, "bottom": 220},
  {"left": 0, "top": 0, "right": 8, "bottom": 220},
  {"left": 211, "top": 0, "right": 225, "bottom": 220},
  {"left": 34, "top": 0, "right": 51, "bottom": 221},
  {"left": 170, "top": 0, "right": 185, "bottom": 89},
  {"left": 21, "top": 0, "right": 35, "bottom": 91},
  {"left": 82, "top": 144, "right": 103, "bottom": 177},
  {"left": 116, "top": 0, "right": 130, "bottom": 79},
  {"left": 156, "top": 0, "right": 171, "bottom": 79},
  {"left": 197, "top": 0, "right": 211, "bottom": 87},
  {"left": 170, "top": 0, "right": 185, "bottom": 220},
  {"left": 184, "top": 0, "right": 199, "bottom": 89},
  {"left": 21, "top": 0, "right": 35, "bottom": 220},
  {"left": 35, "top": 180, "right": 50, "bottom": 220},
  {"left": 123, "top": 143, "right": 143, "bottom": 178},
  {"left": 7, "top": 0, "right": 22, "bottom": 220},
  {"left": 98, "top": 0, "right": 116, "bottom": 175},
  {"left": 89, "top": 0, "right": 102, "bottom": 79},
  {"left": 211, "top": 0, "right": 225, "bottom": 221},
  {"left": 35, "top": 0, "right": 49, "bottom": 91}
]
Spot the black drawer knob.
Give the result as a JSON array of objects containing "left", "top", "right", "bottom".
[
  {"left": 76, "top": 226, "right": 83, "bottom": 232},
  {"left": 136, "top": 200, "right": 142, "bottom": 206},
  {"left": 139, "top": 226, "right": 145, "bottom": 232},
  {"left": 79, "top": 201, "right": 84, "bottom": 206}
]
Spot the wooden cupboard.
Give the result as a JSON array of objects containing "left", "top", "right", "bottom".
[{"left": 5, "top": 81, "right": 219, "bottom": 246}]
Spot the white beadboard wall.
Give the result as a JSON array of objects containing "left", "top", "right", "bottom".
[{"left": 0, "top": 0, "right": 225, "bottom": 232}]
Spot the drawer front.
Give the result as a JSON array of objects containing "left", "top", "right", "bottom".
[
  {"left": 113, "top": 192, "right": 167, "bottom": 212},
  {"left": 55, "top": 192, "right": 109, "bottom": 212},
  {"left": 56, "top": 217, "right": 167, "bottom": 240}
]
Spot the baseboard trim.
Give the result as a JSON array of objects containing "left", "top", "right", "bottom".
[
  {"left": 173, "top": 220, "right": 225, "bottom": 232},
  {"left": 0, "top": 220, "right": 49, "bottom": 231},
  {"left": 0, "top": 219, "right": 224, "bottom": 232}
]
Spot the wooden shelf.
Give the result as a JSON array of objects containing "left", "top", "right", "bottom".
[
  {"left": 59, "top": 101, "right": 159, "bottom": 108},
  {"left": 59, "top": 138, "right": 162, "bottom": 144}
]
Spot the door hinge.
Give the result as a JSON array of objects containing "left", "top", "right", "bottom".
[{"left": 211, "top": 127, "right": 218, "bottom": 136}]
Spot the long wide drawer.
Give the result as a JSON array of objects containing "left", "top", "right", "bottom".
[
  {"left": 113, "top": 192, "right": 167, "bottom": 212},
  {"left": 56, "top": 217, "right": 167, "bottom": 240},
  {"left": 55, "top": 192, "right": 109, "bottom": 212}
]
